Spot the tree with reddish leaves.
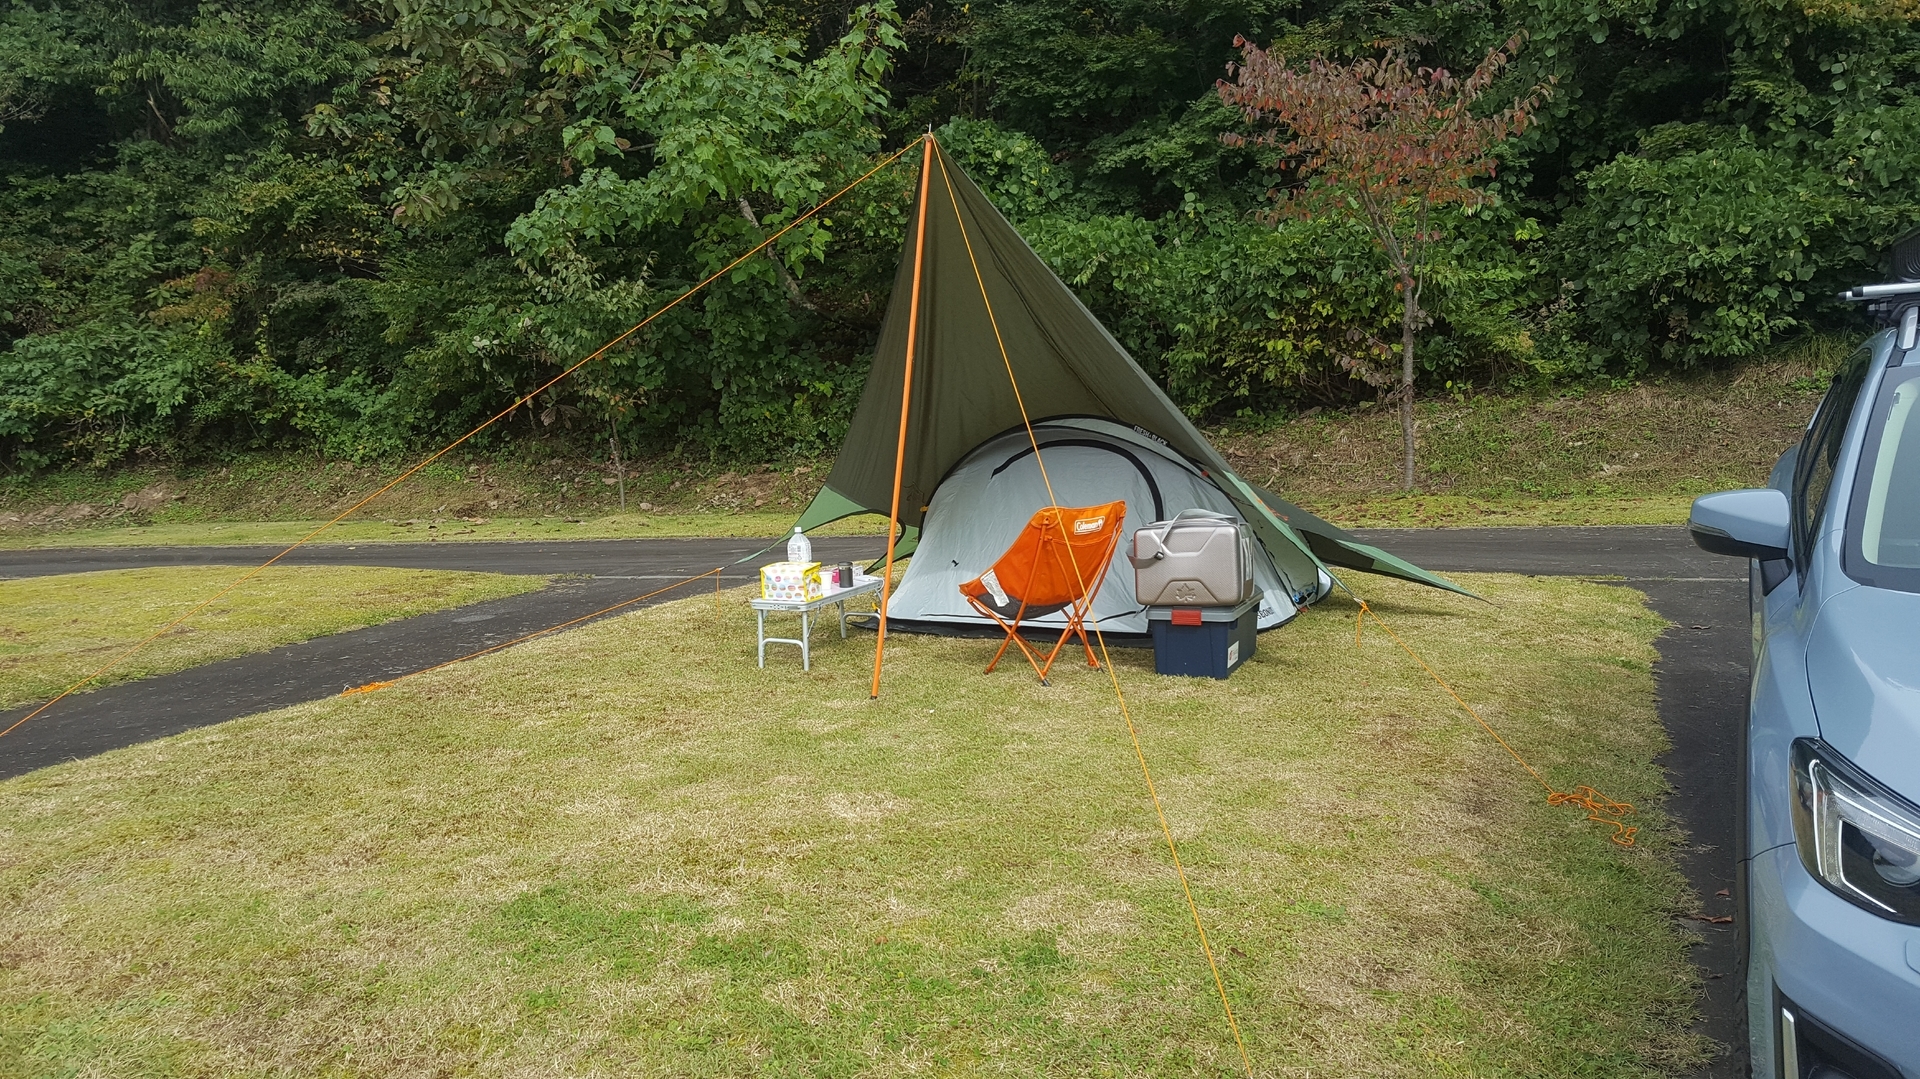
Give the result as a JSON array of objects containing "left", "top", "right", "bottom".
[{"left": 1219, "top": 38, "right": 1550, "bottom": 490}]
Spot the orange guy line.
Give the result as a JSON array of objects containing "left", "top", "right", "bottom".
[
  {"left": 932, "top": 149, "right": 1255, "bottom": 1077},
  {"left": 1, "top": 142, "right": 917, "bottom": 742},
  {"left": 339, "top": 569, "right": 724, "bottom": 697},
  {"left": 1356, "top": 599, "right": 1637, "bottom": 846}
]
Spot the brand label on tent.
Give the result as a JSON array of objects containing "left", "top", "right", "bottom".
[{"left": 1073, "top": 516, "right": 1106, "bottom": 534}]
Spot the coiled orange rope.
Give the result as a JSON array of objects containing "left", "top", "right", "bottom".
[{"left": 1354, "top": 600, "right": 1638, "bottom": 846}]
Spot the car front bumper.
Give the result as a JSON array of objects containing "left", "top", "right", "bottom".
[{"left": 1750, "top": 844, "right": 1920, "bottom": 1077}]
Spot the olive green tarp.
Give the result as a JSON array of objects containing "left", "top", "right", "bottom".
[{"left": 793, "top": 138, "right": 1466, "bottom": 601}]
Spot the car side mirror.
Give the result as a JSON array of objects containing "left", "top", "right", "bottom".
[{"left": 1689, "top": 489, "right": 1791, "bottom": 561}]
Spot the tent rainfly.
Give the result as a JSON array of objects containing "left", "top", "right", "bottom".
[{"left": 791, "top": 138, "right": 1464, "bottom": 638}]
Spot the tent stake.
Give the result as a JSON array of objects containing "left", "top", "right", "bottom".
[{"left": 871, "top": 133, "right": 935, "bottom": 700}]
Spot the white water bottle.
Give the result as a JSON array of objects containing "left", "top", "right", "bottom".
[{"left": 787, "top": 526, "right": 812, "bottom": 564}]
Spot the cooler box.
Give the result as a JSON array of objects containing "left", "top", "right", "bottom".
[{"left": 1146, "top": 596, "right": 1259, "bottom": 679}]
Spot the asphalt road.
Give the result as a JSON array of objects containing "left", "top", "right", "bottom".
[
  {"left": 0, "top": 535, "right": 886, "bottom": 779},
  {"left": 0, "top": 536, "right": 889, "bottom": 582},
  {"left": 0, "top": 526, "right": 1750, "bottom": 1075}
]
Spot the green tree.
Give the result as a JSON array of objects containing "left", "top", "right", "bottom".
[
  {"left": 1220, "top": 37, "right": 1549, "bottom": 488},
  {"left": 311, "top": 0, "right": 907, "bottom": 454},
  {"left": 6, "top": 0, "right": 1920, "bottom": 472}
]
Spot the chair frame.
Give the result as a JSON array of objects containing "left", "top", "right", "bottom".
[{"left": 962, "top": 508, "right": 1124, "bottom": 684}]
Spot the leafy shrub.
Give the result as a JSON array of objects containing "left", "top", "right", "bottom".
[
  {"left": 935, "top": 118, "right": 1081, "bottom": 218},
  {"left": 0, "top": 316, "right": 417, "bottom": 468},
  {"left": 1555, "top": 129, "right": 1874, "bottom": 370},
  {"left": 947, "top": 119, "right": 1543, "bottom": 417},
  {"left": 10, "top": 0, "right": 1920, "bottom": 472},
  {"left": 0, "top": 322, "right": 220, "bottom": 468}
]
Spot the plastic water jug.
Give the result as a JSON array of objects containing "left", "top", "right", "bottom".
[{"left": 787, "top": 526, "right": 812, "bottom": 564}]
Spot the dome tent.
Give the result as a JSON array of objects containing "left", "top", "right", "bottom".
[
  {"left": 888, "top": 417, "right": 1314, "bottom": 636},
  {"left": 789, "top": 137, "right": 1463, "bottom": 637}
]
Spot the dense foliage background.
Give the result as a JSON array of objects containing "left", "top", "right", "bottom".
[{"left": 3, "top": 0, "right": 1918, "bottom": 468}]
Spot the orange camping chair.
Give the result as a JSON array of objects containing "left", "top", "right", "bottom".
[{"left": 958, "top": 501, "right": 1126, "bottom": 684}]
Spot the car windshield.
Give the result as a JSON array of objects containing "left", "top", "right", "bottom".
[{"left": 1849, "top": 368, "right": 1920, "bottom": 586}]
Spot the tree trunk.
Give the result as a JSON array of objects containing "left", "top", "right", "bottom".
[
  {"left": 738, "top": 197, "right": 815, "bottom": 310},
  {"left": 1399, "top": 277, "right": 1418, "bottom": 491}
]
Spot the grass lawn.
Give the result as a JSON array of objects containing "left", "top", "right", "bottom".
[
  {"left": 0, "top": 566, "right": 545, "bottom": 709},
  {"left": 1278, "top": 492, "right": 1702, "bottom": 528},
  {"left": 0, "top": 497, "right": 1685, "bottom": 550},
  {"left": 0, "top": 573, "right": 1707, "bottom": 1076}
]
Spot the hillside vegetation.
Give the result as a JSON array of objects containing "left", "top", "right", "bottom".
[
  {"left": 1218, "top": 357, "right": 1831, "bottom": 525},
  {"left": 2, "top": 0, "right": 1914, "bottom": 474},
  {"left": 0, "top": 356, "right": 1828, "bottom": 541}
]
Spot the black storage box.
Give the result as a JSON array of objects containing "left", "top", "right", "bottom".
[{"left": 1145, "top": 596, "right": 1259, "bottom": 679}]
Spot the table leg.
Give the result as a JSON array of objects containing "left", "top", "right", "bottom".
[
  {"left": 800, "top": 610, "right": 811, "bottom": 671},
  {"left": 757, "top": 609, "right": 767, "bottom": 668},
  {"left": 837, "top": 599, "right": 848, "bottom": 638}
]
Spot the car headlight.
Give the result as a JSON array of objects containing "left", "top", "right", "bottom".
[{"left": 1791, "top": 738, "right": 1920, "bottom": 924}]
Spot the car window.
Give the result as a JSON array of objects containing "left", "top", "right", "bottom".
[
  {"left": 1794, "top": 346, "right": 1873, "bottom": 568},
  {"left": 1846, "top": 367, "right": 1920, "bottom": 591}
]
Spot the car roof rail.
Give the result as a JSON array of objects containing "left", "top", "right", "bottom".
[{"left": 1840, "top": 228, "right": 1920, "bottom": 350}]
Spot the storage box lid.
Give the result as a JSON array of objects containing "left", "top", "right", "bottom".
[{"left": 1143, "top": 595, "right": 1263, "bottom": 622}]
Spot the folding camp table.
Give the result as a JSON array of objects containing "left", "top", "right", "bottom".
[{"left": 751, "top": 576, "right": 884, "bottom": 671}]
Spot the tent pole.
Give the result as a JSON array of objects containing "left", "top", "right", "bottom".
[{"left": 871, "top": 133, "right": 935, "bottom": 700}]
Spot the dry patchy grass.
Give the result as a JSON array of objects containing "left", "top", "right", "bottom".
[
  {"left": 0, "top": 573, "right": 1705, "bottom": 1076},
  {"left": 1, "top": 350, "right": 1843, "bottom": 546},
  {"left": 0, "top": 566, "right": 545, "bottom": 708},
  {"left": 1220, "top": 358, "right": 1833, "bottom": 526},
  {"left": 0, "top": 457, "right": 870, "bottom": 549}
]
